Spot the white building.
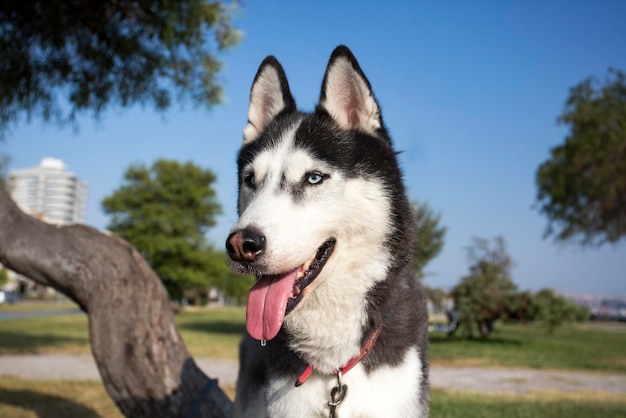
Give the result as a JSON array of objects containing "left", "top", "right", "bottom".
[{"left": 8, "top": 158, "right": 88, "bottom": 225}]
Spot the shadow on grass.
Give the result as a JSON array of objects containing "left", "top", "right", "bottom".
[
  {"left": 0, "top": 330, "right": 87, "bottom": 354},
  {"left": 0, "top": 388, "right": 102, "bottom": 418},
  {"left": 177, "top": 320, "right": 246, "bottom": 335}
]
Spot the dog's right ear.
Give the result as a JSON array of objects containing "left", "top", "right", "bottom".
[{"left": 243, "top": 56, "right": 297, "bottom": 144}]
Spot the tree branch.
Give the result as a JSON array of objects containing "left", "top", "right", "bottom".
[{"left": 0, "top": 184, "right": 233, "bottom": 418}]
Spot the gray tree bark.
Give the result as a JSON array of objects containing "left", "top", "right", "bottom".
[{"left": 0, "top": 184, "right": 234, "bottom": 417}]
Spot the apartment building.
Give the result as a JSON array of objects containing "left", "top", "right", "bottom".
[{"left": 8, "top": 158, "right": 87, "bottom": 225}]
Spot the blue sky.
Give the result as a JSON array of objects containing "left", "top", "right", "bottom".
[{"left": 4, "top": 1, "right": 625, "bottom": 295}]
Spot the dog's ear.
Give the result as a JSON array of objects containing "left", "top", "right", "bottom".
[
  {"left": 243, "top": 56, "right": 297, "bottom": 144},
  {"left": 318, "top": 46, "right": 383, "bottom": 135}
]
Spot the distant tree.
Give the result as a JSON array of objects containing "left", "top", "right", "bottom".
[
  {"left": 531, "top": 288, "right": 589, "bottom": 333},
  {"left": 201, "top": 249, "right": 255, "bottom": 305},
  {"left": 411, "top": 201, "right": 446, "bottom": 280},
  {"left": 102, "top": 159, "right": 222, "bottom": 300},
  {"left": 535, "top": 68, "right": 626, "bottom": 247},
  {"left": 0, "top": 0, "right": 240, "bottom": 136},
  {"left": 182, "top": 249, "right": 250, "bottom": 305},
  {"left": 219, "top": 269, "right": 256, "bottom": 305},
  {"left": 451, "top": 236, "right": 517, "bottom": 338},
  {"left": 504, "top": 290, "right": 533, "bottom": 325}
]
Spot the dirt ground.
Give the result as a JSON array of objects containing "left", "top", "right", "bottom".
[{"left": 1, "top": 354, "right": 625, "bottom": 395}]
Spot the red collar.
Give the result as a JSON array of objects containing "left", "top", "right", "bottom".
[{"left": 295, "top": 326, "right": 382, "bottom": 387}]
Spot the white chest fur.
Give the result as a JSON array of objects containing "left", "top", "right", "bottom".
[{"left": 266, "top": 347, "right": 423, "bottom": 418}]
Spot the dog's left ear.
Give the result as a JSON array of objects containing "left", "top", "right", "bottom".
[{"left": 318, "top": 46, "right": 384, "bottom": 135}]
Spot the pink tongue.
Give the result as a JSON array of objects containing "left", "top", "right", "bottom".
[{"left": 246, "top": 267, "right": 299, "bottom": 341}]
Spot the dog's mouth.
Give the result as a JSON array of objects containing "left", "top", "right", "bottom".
[
  {"left": 246, "top": 238, "right": 336, "bottom": 342},
  {"left": 286, "top": 238, "right": 336, "bottom": 314}
]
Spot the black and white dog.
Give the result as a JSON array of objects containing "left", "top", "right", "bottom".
[{"left": 226, "top": 46, "right": 429, "bottom": 417}]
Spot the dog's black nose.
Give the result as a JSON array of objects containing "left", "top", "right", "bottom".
[{"left": 226, "top": 228, "right": 266, "bottom": 262}]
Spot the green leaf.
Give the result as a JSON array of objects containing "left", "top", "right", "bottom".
[{"left": 535, "top": 68, "right": 626, "bottom": 247}]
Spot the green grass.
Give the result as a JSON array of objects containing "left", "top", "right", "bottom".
[
  {"left": 430, "top": 389, "right": 626, "bottom": 418},
  {"left": 0, "top": 306, "right": 247, "bottom": 359},
  {"left": 1, "top": 306, "right": 625, "bottom": 373},
  {"left": 0, "top": 300, "right": 79, "bottom": 312},
  {"left": 175, "top": 307, "right": 246, "bottom": 360},
  {"left": 429, "top": 322, "right": 626, "bottom": 373},
  {"left": 0, "top": 314, "right": 91, "bottom": 354},
  {"left": 0, "top": 378, "right": 624, "bottom": 418}
]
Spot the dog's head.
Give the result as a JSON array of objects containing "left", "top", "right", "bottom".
[{"left": 226, "top": 46, "right": 407, "bottom": 343}]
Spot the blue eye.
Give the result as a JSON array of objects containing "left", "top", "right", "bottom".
[{"left": 306, "top": 172, "right": 325, "bottom": 185}]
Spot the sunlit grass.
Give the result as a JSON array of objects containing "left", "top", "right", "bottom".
[
  {"left": 175, "top": 306, "right": 245, "bottom": 360},
  {"left": 429, "top": 321, "right": 626, "bottom": 373},
  {"left": 1, "top": 306, "right": 625, "bottom": 373},
  {"left": 430, "top": 388, "right": 626, "bottom": 417},
  {"left": 0, "top": 314, "right": 91, "bottom": 355},
  {"left": 0, "top": 377, "right": 624, "bottom": 418},
  {"left": 0, "top": 306, "right": 246, "bottom": 358},
  {"left": 0, "top": 300, "right": 79, "bottom": 312}
]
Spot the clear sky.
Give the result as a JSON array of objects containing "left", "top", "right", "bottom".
[{"left": 4, "top": 1, "right": 626, "bottom": 295}]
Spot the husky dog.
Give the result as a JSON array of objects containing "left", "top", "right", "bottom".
[{"left": 226, "top": 46, "right": 429, "bottom": 417}]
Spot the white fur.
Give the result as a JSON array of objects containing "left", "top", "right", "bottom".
[
  {"left": 232, "top": 124, "right": 393, "bottom": 372},
  {"left": 266, "top": 348, "right": 423, "bottom": 418}
]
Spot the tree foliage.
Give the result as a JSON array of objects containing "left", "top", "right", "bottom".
[
  {"left": 505, "top": 288, "right": 589, "bottom": 332},
  {"left": 451, "top": 236, "right": 517, "bottom": 338},
  {"left": 189, "top": 249, "right": 255, "bottom": 305},
  {"left": 0, "top": 0, "right": 240, "bottom": 135},
  {"left": 102, "top": 159, "right": 222, "bottom": 300},
  {"left": 535, "top": 68, "right": 626, "bottom": 247},
  {"left": 411, "top": 201, "right": 446, "bottom": 280},
  {"left": 530, "top": 289, "right": 590, "bottom": 333},
  {"left": 504, "top": 290, "right": 533, "bottom": 325}
]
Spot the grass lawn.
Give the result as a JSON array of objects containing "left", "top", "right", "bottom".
[
  {"left": 429, "top": 322, "right": 626, "bottom": 373},
  {"left": 0, "top": 300, "right": 79, "bottom": 313},
  {"left": 1, "top": 306, "right": 625, "bottom": 372},
  {"left": 0, "top": 377, "right": 625, "bottom": 418},
  {"left": 0, "top": 314, "right": 91, "bottom": 355},
  {"left": 430, "top": 389, "right": 626, "bottom": 418},
  {"left": 0, "top": 306, "right": 247, "bottom": 359},
  {"left": 175, "top": 307, "right": 246, "bottom": 359}
]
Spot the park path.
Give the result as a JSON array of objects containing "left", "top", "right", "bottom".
[{"left": 1, "top": 354, "right": 625, "bottom": 395}]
